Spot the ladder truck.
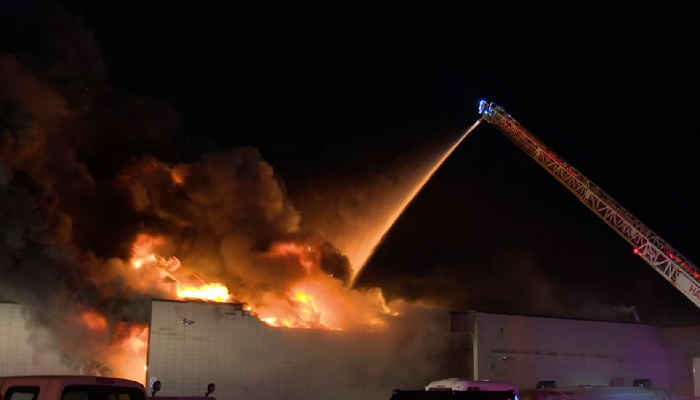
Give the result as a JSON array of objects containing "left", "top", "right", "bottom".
[{"left": 477, "top": 100, "right": 700, "bottom": 309}]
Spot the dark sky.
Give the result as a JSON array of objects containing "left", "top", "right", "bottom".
[{"left": 3, "top": 2, "right": 699, "bottom": 325}]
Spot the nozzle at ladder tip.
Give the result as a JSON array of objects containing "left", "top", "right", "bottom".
[{"left": 478, "top": 99, "right": 490, "bottom": 116}]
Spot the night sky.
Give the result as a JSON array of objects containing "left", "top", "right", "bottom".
[{"left": 2, "top": 2, "right": 699, "bottom": 325}]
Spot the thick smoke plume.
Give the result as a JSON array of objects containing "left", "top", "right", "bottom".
[
  {"left": 0, "top": 80, "right": 161, "bottom": 376},
  {"left": 0, "top": 2, "right": 451, "bottom": 386},
  {"left": 0, "top": 2, "right": 181, "bottom": 377}
]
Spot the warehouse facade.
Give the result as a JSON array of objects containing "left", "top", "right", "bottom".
[
  {"left": 3, "top": 301, "right": 700, "bottom": 399},
  {"left": 448, "top": 311, "right": 698, "bottom": 398},
  {"left": 448, "top": 312, "right": 668, "bottom": 387},
  {"left": 145, "top": 299, "right": 416, "bottom": 400}
]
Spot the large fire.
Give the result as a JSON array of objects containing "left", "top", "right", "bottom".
[
  {"left": 59, "top": 152, "right": 399, "bottom": 385},
  {"left": 124, "top": 233, "right": 391, "bottom": 329},
  {"left": 0, "top": 32, "right": 436, "bottom": 392},
  {"left": 101, "top": 228, "right": 393, "bottom": 382}
]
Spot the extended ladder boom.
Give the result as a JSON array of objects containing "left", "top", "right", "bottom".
[{"left": 477, "top": 100, "right": 700, "bottom": 310}]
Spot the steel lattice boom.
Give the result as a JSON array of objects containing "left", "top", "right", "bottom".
[{"left": 477, "top": 100, "right": 700, "bottom": 309}]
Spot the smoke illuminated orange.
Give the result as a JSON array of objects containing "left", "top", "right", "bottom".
[
  {"left": 127, "top": 233, "right": 231, "bottom": 302},
  {"left": 81, "top": 311, "right": 108, "bottom": 331},
  {"left": 125, "top": 233, "right": 391, "bottom": 331},
  {"left": 92, "top": 118, "right": 479, "bottom": 383},
  {"left": 99, "top": 147, "right": 421, "bottom": 383}
]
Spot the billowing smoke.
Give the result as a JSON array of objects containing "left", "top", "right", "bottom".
[
  {"left": 118, "top": 153, "right": 355, "bottom": 299},
  {"left": 0, "top": 2, "right": 450, "bottom": 387},
  {"left": 0, "top": 93, "right": 161, "bottom": 376},
  {"left": 0, "top": 2, "right": 182, "bottom": 377}
]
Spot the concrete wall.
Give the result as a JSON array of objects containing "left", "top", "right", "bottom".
[
  {"left": 447, "top": 312, "right": 477, "bottom": 380},
  {"left": 0, "top": 303, "right": 75, "bottom": 376},
  {"left": 146, "top": 300, "right": 412, "bottom": 400},
  {"left": 461, "top": 312, "right": 671, "bottom": 390},
  {"left": 658, "top": 327, "right": 700, "bottom": 399},
  {"left": 4, "top": 298, "right": 697, "bottom": 398}
]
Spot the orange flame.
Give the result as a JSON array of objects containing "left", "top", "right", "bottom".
[
  {"left": 127, "top": 233, "right": 230, "bottom": 302},
  {"left": 125, "top": 233, "right": 392, "bottom": 330},
  {"left": 94, "top": 226, "right": 393, "bottom": 383},
  {"left": 76, "top": 307, "right": 150, "bottom": 383},
  {"left": 176, "top": 283, "right": 230, "bottom": 302}
]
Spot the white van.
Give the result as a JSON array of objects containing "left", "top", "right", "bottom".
[
  {"left": 426, "top": 379, "right": 520, "bottom": 397},
  {"left": 0, "top": 376, "right": 149, "bottom": 400}
]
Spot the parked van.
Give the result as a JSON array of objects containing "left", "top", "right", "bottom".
[
  {"left": 0, "top": 376, "right": 149, "bottom": 400},
  {"left": 426, "top": 379, "right": 520, "bottom": 397}
]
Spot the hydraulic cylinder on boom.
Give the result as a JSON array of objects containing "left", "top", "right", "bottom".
[{"left": 477, "top": 100, "right": 700, "bottom": 310}]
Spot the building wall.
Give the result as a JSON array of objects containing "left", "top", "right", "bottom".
[
  {"left": 146, "top": 300, "right": 415, "bottom": 400},
  {"left": 447, "top": 312, "right": 476, "bottom": 380},
  {"left": 0, "top": 303, "right": 75, "bottom": 376},
  {"left": 451, "top": 312, "right": 671, "bottom": 391},
  {"left": 658, "top": 327, "right": 700, "bottom": 399},
  {"left": 5, "top": 298, "right": 697, "bottom": 398}
]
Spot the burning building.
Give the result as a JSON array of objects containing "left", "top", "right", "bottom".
[
  {"left": 0, "top": 75, "right": 445, "bottom": 397},
  {"left": 5, "top": 299, "right": 700, "bottom": 400},
  {"left": 0, "top": 299, "right": 450, "bottom": 399},
  {"left": 142, "top": 306, "right": 700, "bottom": 400},
  {"left": 2, "top": 15, "right": 700, "bottom": 400}
]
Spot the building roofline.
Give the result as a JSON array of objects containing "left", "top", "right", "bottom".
[
  {"left": 450, "top": 309, "right": 653, "bottom": 327},
  {"left": 151, "top": 298, "right": 247, "bottom": 306}
]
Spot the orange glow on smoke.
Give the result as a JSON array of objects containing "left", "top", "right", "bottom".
[
  {"left": 102, "top": 158, "right": 398, "bottom": 383},
  {"left": 170, "top": 164, "right": 189, "bottom": 186},
  {"left": 112, "top": 327, "right": 150, "bottom": 383},
  {"left": 76, "top": 308, "right": 149, "bottom": 384},
  {"left": 130, "top": 234, "right": 181, "bottom": 271},
  {"left": 123, "top": 328, "right": 148, "bottom": 354},
  {"left": 125, "top": 232, "right": 391, "bottom": 331},
  {"left": 127, "top": 233, "right": 231, "bottom": 302},
  {"left": 81, "top": 311, "right": 108, "bottom": 331}
]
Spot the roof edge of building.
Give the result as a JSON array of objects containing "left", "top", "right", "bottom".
[{"left": 449, "top": 309, "right": 654, "bottom": 327}]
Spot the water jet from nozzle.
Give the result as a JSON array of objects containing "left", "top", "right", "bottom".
[{"left": 347, "top": 118, "right": 483, "bottom": 284}]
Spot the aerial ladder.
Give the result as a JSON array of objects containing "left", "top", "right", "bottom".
[{"left": 477, "top": 100, "right": 700, "bottom": 310}]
